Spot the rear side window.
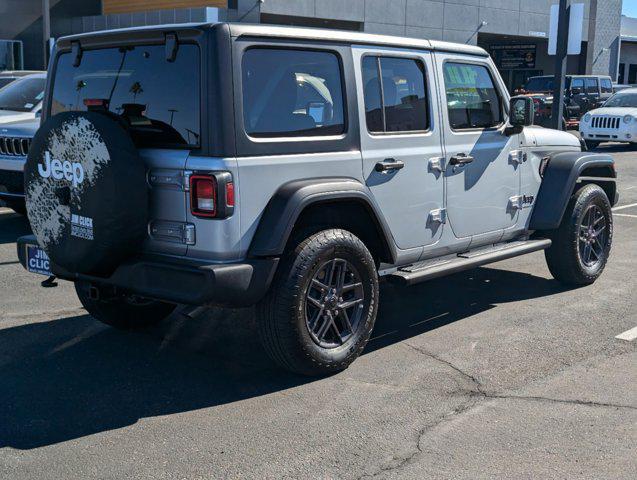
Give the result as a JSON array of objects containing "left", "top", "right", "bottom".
[
  {"left": 443, "top": 62, "right": 502, "bottom": 130},
  {"left": 585, "top": 77, "right": 599, "bottom": 94},
  {"left": 242, "top": 48, "right": 345, "bottom": 138},
  {"left": 50, "top": 44, "right": 201, "bottom": 148},
  {"left": 362, "top": 56, "right": 428, "bottom": 133},
  {"left": 600, "top": 78, "right": 613, "bottom": 93}
]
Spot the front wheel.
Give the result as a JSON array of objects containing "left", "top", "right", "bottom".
[
  {"left": 257, "top": 229, "right": 379, "bottom": 376},
  {"left": 75, "top": 281, "right": 176, "bottom": 329},
  {"left": 544, "top": 184, "right": 613, "bottom": 285}
]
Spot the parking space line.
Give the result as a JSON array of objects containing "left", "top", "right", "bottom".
[
  {"left": 614, "top": 213, "right": 637, "bottom": 218},
  {"left": 615, "top": 326, "right": 637, "bottom": 342},
  {"left": 612, "top": 202, "right": 637, "bottom": 212}
]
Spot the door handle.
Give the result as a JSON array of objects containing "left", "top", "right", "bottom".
[
  {"left": 449, "top": 153, "right": 474, "bottom": 166},
  {"left": 375, "top": 158, "right": 405, "bottom": 173}
]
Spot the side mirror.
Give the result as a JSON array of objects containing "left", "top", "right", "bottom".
[{"left": 506, "top": 96, "right": 534, "bottom": 135}]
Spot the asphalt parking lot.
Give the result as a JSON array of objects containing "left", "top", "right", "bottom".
[{"left": 1, "top": 145, "right": 636, "bottom": 479}]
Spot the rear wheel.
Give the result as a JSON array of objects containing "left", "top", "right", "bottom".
[
  {"left": 75, "top": 281, "right": 176, "bottom": 330},
  {"left": 257, "top": 229, "right": 379, "bottom": 376},
  {"left": 544, "top": 184, "right": 612, "bottom": 285}
]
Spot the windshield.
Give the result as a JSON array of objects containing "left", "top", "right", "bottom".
[
  {"left": 524, "top": 77, "right": 555, "bottom": 92},
  {"left": 0, "top": 76, "right": 45, "bottom": 112},
  {"left": 50, "top": 44, "right": 200, "bottom": 148},
  {"left": 603, "top": 93, "right": 637, "bottom": 108},
  {"left": 0, "top": 77, "right": 16, "bottom": 89}
]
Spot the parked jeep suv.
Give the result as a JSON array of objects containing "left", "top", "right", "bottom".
[
  {"left": 18, "top": 24, "right": 617, "bottom": 376},
  {"left": 519, "top": 74, "right": 614, "bottom": 128}
]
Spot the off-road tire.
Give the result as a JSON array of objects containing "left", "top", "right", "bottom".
[
  {"left": 257, "top": 229, "right": 379, "bottom": 376},
  {"left": 75, "top": 281, "right": 176, "bottom": 330},
  {"left": 545, "top": 184, "right": 613, "bottom": 285}
]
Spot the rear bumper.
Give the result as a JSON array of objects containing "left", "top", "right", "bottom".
[{"left": 17, "top": 235, "right": 279, "bottom": 307}]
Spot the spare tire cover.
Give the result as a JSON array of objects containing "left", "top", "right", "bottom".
[{"left": 25, "top": 111, "right": 148, "bottom": 275}]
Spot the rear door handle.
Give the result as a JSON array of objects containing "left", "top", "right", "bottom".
[
  {"left": 449, "top": 153, "right": 474, "bottom": 166},
  {"left": 375, "top": 158, "right": 405, "bottom": 173}
]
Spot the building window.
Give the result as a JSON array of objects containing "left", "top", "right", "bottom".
[
  {"left": 362, "top": 56, "right": 428, "bottom": 134},
  {"left": 443, "top": 62, "right": 502, "bottom": 130},
  {"left": 242, "top": 48, "right": 345, "bottom": 138}
]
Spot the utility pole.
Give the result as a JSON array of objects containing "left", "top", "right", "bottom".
[
  {"left": 551, "top": 0, "right": 570, "bottom": 131},
  {"left": 42, "top": 0, "right": 51, "bottom": 69}
]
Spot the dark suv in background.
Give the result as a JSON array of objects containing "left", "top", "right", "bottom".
[{"left": 517, "top": 75, "right": 614, "bottom": 128}]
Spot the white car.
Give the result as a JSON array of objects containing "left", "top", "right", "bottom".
[
  {"left": 579, "top": 87, "right": 637, "bottom": 149},
  {"left": 0, "top": 73, "right": 46, "bottom": 125}
]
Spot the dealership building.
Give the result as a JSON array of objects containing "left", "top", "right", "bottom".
[{"left": 0, "top": 0, "right": 624, "bottom": 91}]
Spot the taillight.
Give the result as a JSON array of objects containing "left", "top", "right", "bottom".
[
  {"left": 189, "top": 172, "right": 234, "bottom": 219},
  {"left": 190, "top": 175, "right": 217, "bottom": 217}
]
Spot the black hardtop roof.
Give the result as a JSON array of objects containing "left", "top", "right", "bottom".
[{"left": 55, "top": 21, "right": 489, "bottom": 57}]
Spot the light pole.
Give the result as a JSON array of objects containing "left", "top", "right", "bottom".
[
  {"left": 550, "top": 0, "right": 570, "bottom": 131},
  {"left": 42, "top": 0, "right": 51, "bottom": 69}
]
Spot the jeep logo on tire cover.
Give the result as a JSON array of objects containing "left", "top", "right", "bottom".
[{"left": 38, "top": 151, "right": 85, "bottom": 187}]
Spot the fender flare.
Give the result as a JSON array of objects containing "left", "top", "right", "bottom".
[
  {"left": 248, "top": 177, "right": 396, "bottom": 262},
  {"left": 529, "top": 152, "right": 616, "bottom": 231}
]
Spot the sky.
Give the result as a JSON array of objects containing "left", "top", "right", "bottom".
[{"left": 624, "top": 0, "right": 637, "bottom": 18}]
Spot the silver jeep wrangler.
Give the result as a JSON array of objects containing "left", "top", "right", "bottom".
[{"left": 18, "top": 23, "right": 617, "bottom": 376}]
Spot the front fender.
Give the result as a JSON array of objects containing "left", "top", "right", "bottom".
[
  {"left": 529, "top": 152, "right": 616, "bottom": 231},
  {"left": 248, "top": 177, "right": 396, "bottom": 262}
]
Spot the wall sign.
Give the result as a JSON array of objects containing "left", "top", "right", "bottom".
[{"left": 489, "top": 44, "right": 537, "bottom": 69}]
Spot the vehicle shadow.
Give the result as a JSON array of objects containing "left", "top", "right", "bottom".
[
  {"left": 594, "top": 143, "right": 637, "bottom": 153},
  {"left": 0, "top": 210, "right": 30, "bottom": 245},
  {"left": 0, "top": 265, "right": 571, "bottom": 450}
]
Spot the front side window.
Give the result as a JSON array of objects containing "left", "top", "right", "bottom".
[
  {"left": 51, "top": 44, "right": 201, "bottom": 148},
  {"left": 242, "top": 48, "right": 345, "bottom": 138},
  {"left": 362, "top": 56, "right": 428, "bottom": 133},
  {"left": 570, "top": 78, "right": 584, "bottom": 92},
  {"left": 0, "top": 76, "right": 45, "bottom": 112},
  {"left": 600, "top": 78, "right": 613, "bottom": 93},
  {"left": 443, "top": 62, "right": 502, "bottom": 130},
  {"left": 585, "top": 77, "right": 599, "bottom": 94}
]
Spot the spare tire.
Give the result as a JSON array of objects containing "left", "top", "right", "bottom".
[{"left": 24, "top": 111, "right": 148, "bottom": 275}]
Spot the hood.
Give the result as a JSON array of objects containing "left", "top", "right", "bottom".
[
  {"left": 586, "top": 106, "right": 637, "bottom": 117},
  {"left": 0, "top": 118, "right": 40, "bottom": 137},
  {"left": 0, "top": 110, "right": 37, "bottom": 125},
  {"left": 524, "top": 126, "right": 581, "bottom": 148}
]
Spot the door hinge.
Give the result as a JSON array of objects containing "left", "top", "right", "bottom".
[
  {"left": 428, "top": 156, "right": 444, "bottom": 173},
  {"left": 509, "top": 150, "right": 527, "bottom": 166},
  {"left": 429, "top": 208, "right": 447, "bottom": 224}
]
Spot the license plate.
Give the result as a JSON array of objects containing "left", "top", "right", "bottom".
[{"left": 26, "top": 245, "right": 52, "bottom": 276}]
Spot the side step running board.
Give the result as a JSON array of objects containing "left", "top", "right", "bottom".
[{"left": 387, "top": 239, "right": 552, "bottom": 286}]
